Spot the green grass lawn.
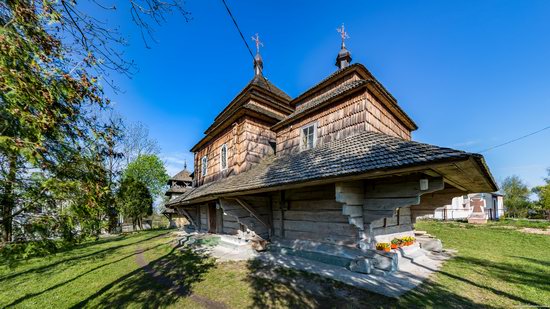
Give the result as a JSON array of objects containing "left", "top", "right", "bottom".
[{"left": 1, "top": 222, "right": 549, "bottom": 308}]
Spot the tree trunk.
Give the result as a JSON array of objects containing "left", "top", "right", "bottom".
[{"left": 1, "top": 154, "right": 17, "bottom": 243}]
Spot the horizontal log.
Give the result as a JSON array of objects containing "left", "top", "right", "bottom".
[
  {"left": 284, "top": 220, "right": 357, "bottom": 236},
  {"left": 283, "top": 210, "right": 349, "bottom": 223},
  {"left": 288, "top": 199, "right": 343, "bottom": 211},
  {"left": 365, "top": 178, "right": 444, "bottom": 198},
  {"left": 364, "top": 197, "right": 420, "bottom": 210},
  {"left": 286, "top": 185, "right": 335, "bottom": 200},
  {"left": 223, "top": 220, "right": 240, "bottom": 229},
  {"left": 222, "top": 227, "right": 239, "bottom": 235},
  {"left": 283, "top": 230, "right": 357, "bottom": 246},
  {"left": 372, "top": 224, "right": 414, "bottom": 236}
]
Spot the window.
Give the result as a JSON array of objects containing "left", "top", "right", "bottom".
[
  {"left": 220, "top": 144, "right": 227, "bottom": 170},
  {"left": 201, "top": 156, "right": 208, "bottom": 176},
  {"left": 301, "top": 123, "right": 317, "bottom": 150}
]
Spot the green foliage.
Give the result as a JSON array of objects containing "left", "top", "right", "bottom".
[
  {"left": 116, "top": 177, "right": 153, "bottom": 229},
  {"left": 122, "top": 154, "right": 169, "bottom": 199},
  {"left": 532, "top": 168, "right": 550, "bottom": 219},
  {"left": 501, "top": 175, "right": 532, "bottom": 218}
]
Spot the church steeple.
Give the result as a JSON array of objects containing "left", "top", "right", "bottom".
[
  {"left": 335, "top": 24, "right": 352, "bottom": 70},
  {"left": 252, "top": 33, "right": 264, "bottom": 76}
]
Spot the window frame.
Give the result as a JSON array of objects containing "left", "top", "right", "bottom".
[
  {"left": 220, "top": 144, "right": 228, "bottom": 171},
  {"left": 300, "top": 122, "right": 318, "bottom": 151},
  {"left": 201, "top": 155, "right": 208, "bottom": 176}
]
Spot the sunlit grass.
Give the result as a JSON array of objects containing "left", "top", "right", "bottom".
[{"left": 1, "top": 222, "right": 548, "bottom": 308}]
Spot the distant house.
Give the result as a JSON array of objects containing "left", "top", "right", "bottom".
[
  {"left": 429, "top": 193, "right": 504, "bottom": 221},
  {"left": 165, "top": 32, "right": 497, "bottom": 274}
]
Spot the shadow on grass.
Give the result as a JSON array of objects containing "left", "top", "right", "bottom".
[
  {"left": 3, "top": 242, "right": 167, "bottom": 308},
  {"left": 245, "top": 254, "right": 536, "bottom": 309},
  {"left": 245, "top": 259, "right": 393, "bottom": 309},
  {"left": 0, "top": 231, "right": 169, "bottom": 282},
  {"left": 402, "top": 255, "right": 545, "bottom": 308},
  {"left": 70, "top": 246, "right": 218, "bottom": 308}
]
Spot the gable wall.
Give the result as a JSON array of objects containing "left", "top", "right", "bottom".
[{"left": 276, "top": 87, "right": 411, "bottom": 155}]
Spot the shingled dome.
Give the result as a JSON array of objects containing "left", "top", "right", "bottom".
[{"left": 168, "top": 169, "right": 192, "bottom": 184}]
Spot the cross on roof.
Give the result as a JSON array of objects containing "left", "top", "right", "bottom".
[
  {"left": 251, "top": 33, "right": 263, "bottom": 54},
  {"left": 337, "top": 23, "right": 350, "bottom": 48}
]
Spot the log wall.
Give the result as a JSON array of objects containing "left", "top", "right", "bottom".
[
  {"left": 370, "top": 206, "right": 414, "bottom": 243},
  {"left": 272, "top": 184, "right": 359, "bottom": 246}
]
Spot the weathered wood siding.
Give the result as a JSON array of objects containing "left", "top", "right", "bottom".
[
  {"left": 276, "top": 83, "right": 411, "bottom": 155},
  {"left": 194, "top": 116, "right": 276, "bottom": 186},
  {"left": 272, "top": 185, "right": 359, "bottom": 246}
]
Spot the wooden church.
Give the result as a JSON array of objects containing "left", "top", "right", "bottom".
[{"left": 166, "top": 27, "right": 497, "bottom": 274}]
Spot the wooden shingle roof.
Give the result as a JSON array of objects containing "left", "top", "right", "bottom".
[{"left": 168, "top": 131, "right": 497, "bottom": 206}]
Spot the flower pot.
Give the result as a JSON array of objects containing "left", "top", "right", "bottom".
[
  {"left": 391, "top": 244, "right": 398, "bottom": 249},
  {"left": 383, "top": 247, "right": 390, "bottom": 252}
]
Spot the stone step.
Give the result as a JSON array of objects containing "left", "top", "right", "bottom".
[
  {"left": 416, "top": 237, "right": 443, "bottom": 253},
  {"left": 395, "top": 244, "right": 426, "bottom": 265}
]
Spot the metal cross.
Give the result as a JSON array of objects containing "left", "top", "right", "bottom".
[
  {"left": 251, "top": 33, "right": 263, "bottom": 54},
  {"left": 337, "top": 23, "right": 350, "bottom": 48}
]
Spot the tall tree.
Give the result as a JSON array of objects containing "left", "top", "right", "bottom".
[
  {"left": 501, "top": 175, "right": 532, "bottom": 218},
  {"left": 123, "top": 154, "right": 169, "bottom": 200},
  {"left": 0, "top": 1, "right": 188, "bottom": 242},
  {"left": 116, "top": 177, "right": 153, "bottom": 230}
]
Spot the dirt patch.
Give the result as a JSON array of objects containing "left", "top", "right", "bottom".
[{"left": 520, "top": 228, "right": 550, "bottom": 235}]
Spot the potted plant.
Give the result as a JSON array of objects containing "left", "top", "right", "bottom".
[
  {"left": 391, "top": 238, "right": 400, "bottom": 249},
  {"left": 402, "top": 236, "right": 415, "bottom": 246},
  {"left": 376, "top": 242, "right": 391, "bottom": 252}
]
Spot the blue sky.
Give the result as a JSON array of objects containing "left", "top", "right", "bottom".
[{"left": 100, "top": 0, "right": 550, "bottom": 189}]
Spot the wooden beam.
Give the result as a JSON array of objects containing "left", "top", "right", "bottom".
[
  {"left": 234, "top": 198, "right": 271, "bottom": 233},
  {"left": 362, "top": 177, "right": 445, "bottom": 223}
]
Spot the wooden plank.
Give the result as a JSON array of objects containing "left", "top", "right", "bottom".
[
  {"left": 286, "top": 185, "right": 335, "bottom": 201},
  {"left": 288, "top": 199, "right": 342, "bottom": 211},
  {"left": 283, "top": 220, "right": 357, "bottom": 236},
  {"left": 223, "top": 220, "right": 240, "bottom": 229},
  {"left": 283, "top": 230, "right": 357, "bottom": 246},
  {"left": 283, "top": 210, "right": 348, "bottom": 223},
  {"left": 365, "top": 178, "right": 444, "bottom": 198},
  {"left": 372, "top": 224, "right": 414, "bottom": 236},
  {"left": 222, "top": 227, "right": 239, "bottom": 235}
]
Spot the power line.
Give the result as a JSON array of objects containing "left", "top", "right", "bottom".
[
  {"left": 220, "top": 0, "right": 255, "bottom": 62},
  {"left": 478, "top": 125, "right": 550, "bottom": 153}
]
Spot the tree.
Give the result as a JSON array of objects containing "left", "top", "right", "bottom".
[
  {"left": 122, "top": 122, "right": 161, "bottom": 165},
  {"left": 123, "top": 154, "right": 169, "bottom": 200},
  {"left": 117, "top": 177, "right": 153, "bottom": 230},
  {"left": 532, "top": 168, "right": 550, "bottom": 220},
  {"left": 501, "top": 175, "right": 532, "bottom": 218},
  {"left": 0, "top": 1, "right": 188, "bottom": 242}
]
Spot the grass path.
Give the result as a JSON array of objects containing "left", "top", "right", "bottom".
[{"left": 1, "top": 222, "right": 549, "bottom": 308}]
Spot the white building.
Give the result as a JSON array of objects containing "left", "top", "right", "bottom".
[{"left": 430, "top": 193, "right": 504, "bottom": 221}]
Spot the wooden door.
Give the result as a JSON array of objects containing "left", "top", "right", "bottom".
[{"left": 208, "top": 203, "right": 217, "bottom": 233}]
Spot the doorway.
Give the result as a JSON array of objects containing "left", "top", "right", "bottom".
[{"left": 208, "top": 203, "right": 217, "bottom": 233}]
